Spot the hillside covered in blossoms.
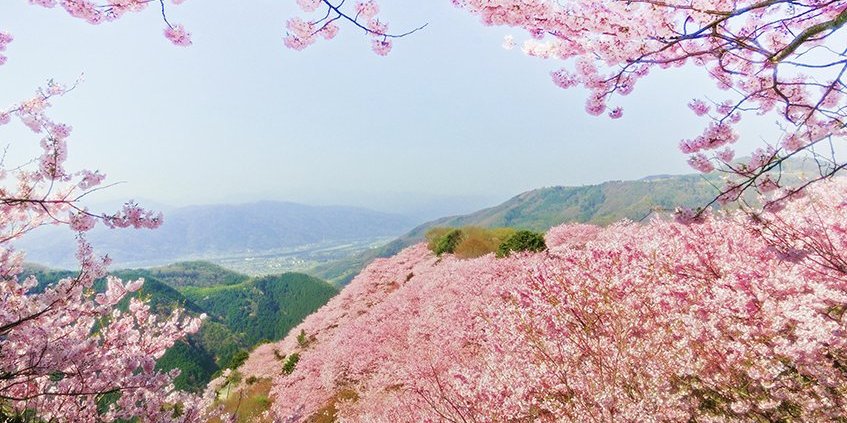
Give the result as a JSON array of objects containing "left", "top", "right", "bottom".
[
  {"left": 218, "top": 180, "right": 847, "bottom": 421},
  {"left": 3, "top": 0, "right": 847, "bottom": 421}
]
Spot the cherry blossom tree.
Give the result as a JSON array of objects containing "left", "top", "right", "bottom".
[
  {"left": 285, "top": 0, "right": 847, "bottom": 210},
  {"left": 0, "top": 31, "right": 218, "bottom": 423}
]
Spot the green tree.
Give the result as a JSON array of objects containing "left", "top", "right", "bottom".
[{"left": 497, "top": 230, "right": 547, "bottom": 258}]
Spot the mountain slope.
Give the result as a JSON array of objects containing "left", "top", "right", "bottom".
[
  {"left": 231, "top": 180, "right": 847, "bottom": 422},
  {"left": 309, "top": 173, "right": 723, "bottom": 285},
  {"left": 408, "top": 174, "right": 718, "bottom": 232},
  {"left": 180, "top": 273, "right": 339, "bottom": 346}
]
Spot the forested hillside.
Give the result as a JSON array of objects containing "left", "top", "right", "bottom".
[
  {"left": 142, "top": 261, "right": 251, "bottom": 288},
  {"left": 22, "top": 263, "right": 337, "bottom": 392},
  {"left": 180, "top": 273, "right": 338, "bottom": 347}
]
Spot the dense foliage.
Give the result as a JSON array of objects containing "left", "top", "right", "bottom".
[
  {"left": 181, "top": 273, "right": 338, "bottom": 347},
  {"left": 496, "top": 229, "right": 546, "bottom": 257},
  {"left": 427, "top": 228, "right": 464, "bottom": 256}
]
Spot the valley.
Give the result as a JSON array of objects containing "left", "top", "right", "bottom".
[
  {"left": 210, "top": 236, "right": 396, "bottom": 276},
  {"left": 15, "top": 201, "right": 417, "bottom": 270}
]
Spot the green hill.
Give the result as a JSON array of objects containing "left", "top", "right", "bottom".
[
  {"left": 21, "top": 264, "right": 337, "bottom": 392},
  {"left": 412, "top": 174, "right": 720, "bottom": 232},
  {"left": 140, "top": 261, "right": 250, "bottom": 288},
  {"left": 180, "top": 273, "right": 338, "bottom": 346},
  {"left": 314, "top": 160, "right": 819, "bottom": 286}
]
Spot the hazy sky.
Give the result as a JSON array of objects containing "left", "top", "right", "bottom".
[{"left": 0, "top": 1, "right": 777, "bottom": 213}]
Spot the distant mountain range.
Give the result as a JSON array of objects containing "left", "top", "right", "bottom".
[
  {"left": 312, "top": 159, "right": 830, "bottom": 285},
  {"left": 17, "top": 201, "right": 418, "bottom": 268},
  {"left": 309, "top": 173, "right": 727, "bottom": 284}
]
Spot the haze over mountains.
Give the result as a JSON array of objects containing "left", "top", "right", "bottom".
[
  {"left": 18, "top": 166, "right": 826, "bottom": 409},
  {"left": 23, "top": 162, "right": 822, "bottom": 282},
  {"left": 17, "top": 201, "right": 419, "bottom": 269},
  {"left": 17, "top": 171, "right": 739, "bottom": 283}
]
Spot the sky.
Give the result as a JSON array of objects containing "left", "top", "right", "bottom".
[{"left": 0, "top": 1, "right": 779, "bottom": 216}]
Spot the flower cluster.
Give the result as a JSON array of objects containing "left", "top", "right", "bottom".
[
  {"left": 27, "top": 0, "right": 192, "bottom": 46},
  {"left": 285, "top": 0, "right": 398, "bottom": 55},
  {"left": 452, "top": 0, "right": 847, "bottom": 199},
  {"left": 164, "top": 24, "right": 192, "bottom": 47},
  {"left": 0, "top": 31, "right": 12, "bottom": 66}
]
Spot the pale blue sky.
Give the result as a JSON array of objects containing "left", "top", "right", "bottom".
[{"left": 0, "top": 1, "right": 775, "bottom": 214}]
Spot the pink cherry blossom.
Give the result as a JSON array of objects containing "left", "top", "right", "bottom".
[
  {"left": 164, "top": 24, "right": 192, "bottom": 46},
  {"left": 226, "top": 180, "right": 847, "bottom": 422},
  {"left": 68, "top": 210, "right": 96, "bottom": 232},
  {"left": 77, "top": 169, "right": 105, "bottom": 189},
  {"left": 355, "top": 0, "right": 379, "bottom": 19},
  {"left": 687, "top": 152, "right": 715, "bottom": 173},
  {"left": 319, "top": 22, "right": 340, "bottom": 40},
  {"left": 688, "top": 99, "right": 710, "bottom": 116},
  {"left": 297, "top": 0, "right": 322, "bottom": 13},
  {"left": 0, "top": 83, "right": 221, "bottom": 421},
  {"left": 371, "top": 39, "right": 392, "bottom": 56},
  {"left": 608, "top": 107, "right": 623, "bottom": 119},
  {"left": 716, "top": 147, "right": 735, "bottom": 162}
]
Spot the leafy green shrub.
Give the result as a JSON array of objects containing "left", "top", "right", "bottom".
[
  {"left": 425, "top": 227, "right": 452, "bottom": 250},
  {"left": 254, "top": 395, "right": 270, "bottom": 408},
  {"left": 430, "top": 228, "right": 464, "bottom": 256},
  {"left": 282, "top": 352, "right": 300, "bottom": 375},
  {"left": 497, "top": 230, "right": 547, "bottom": 258}
]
